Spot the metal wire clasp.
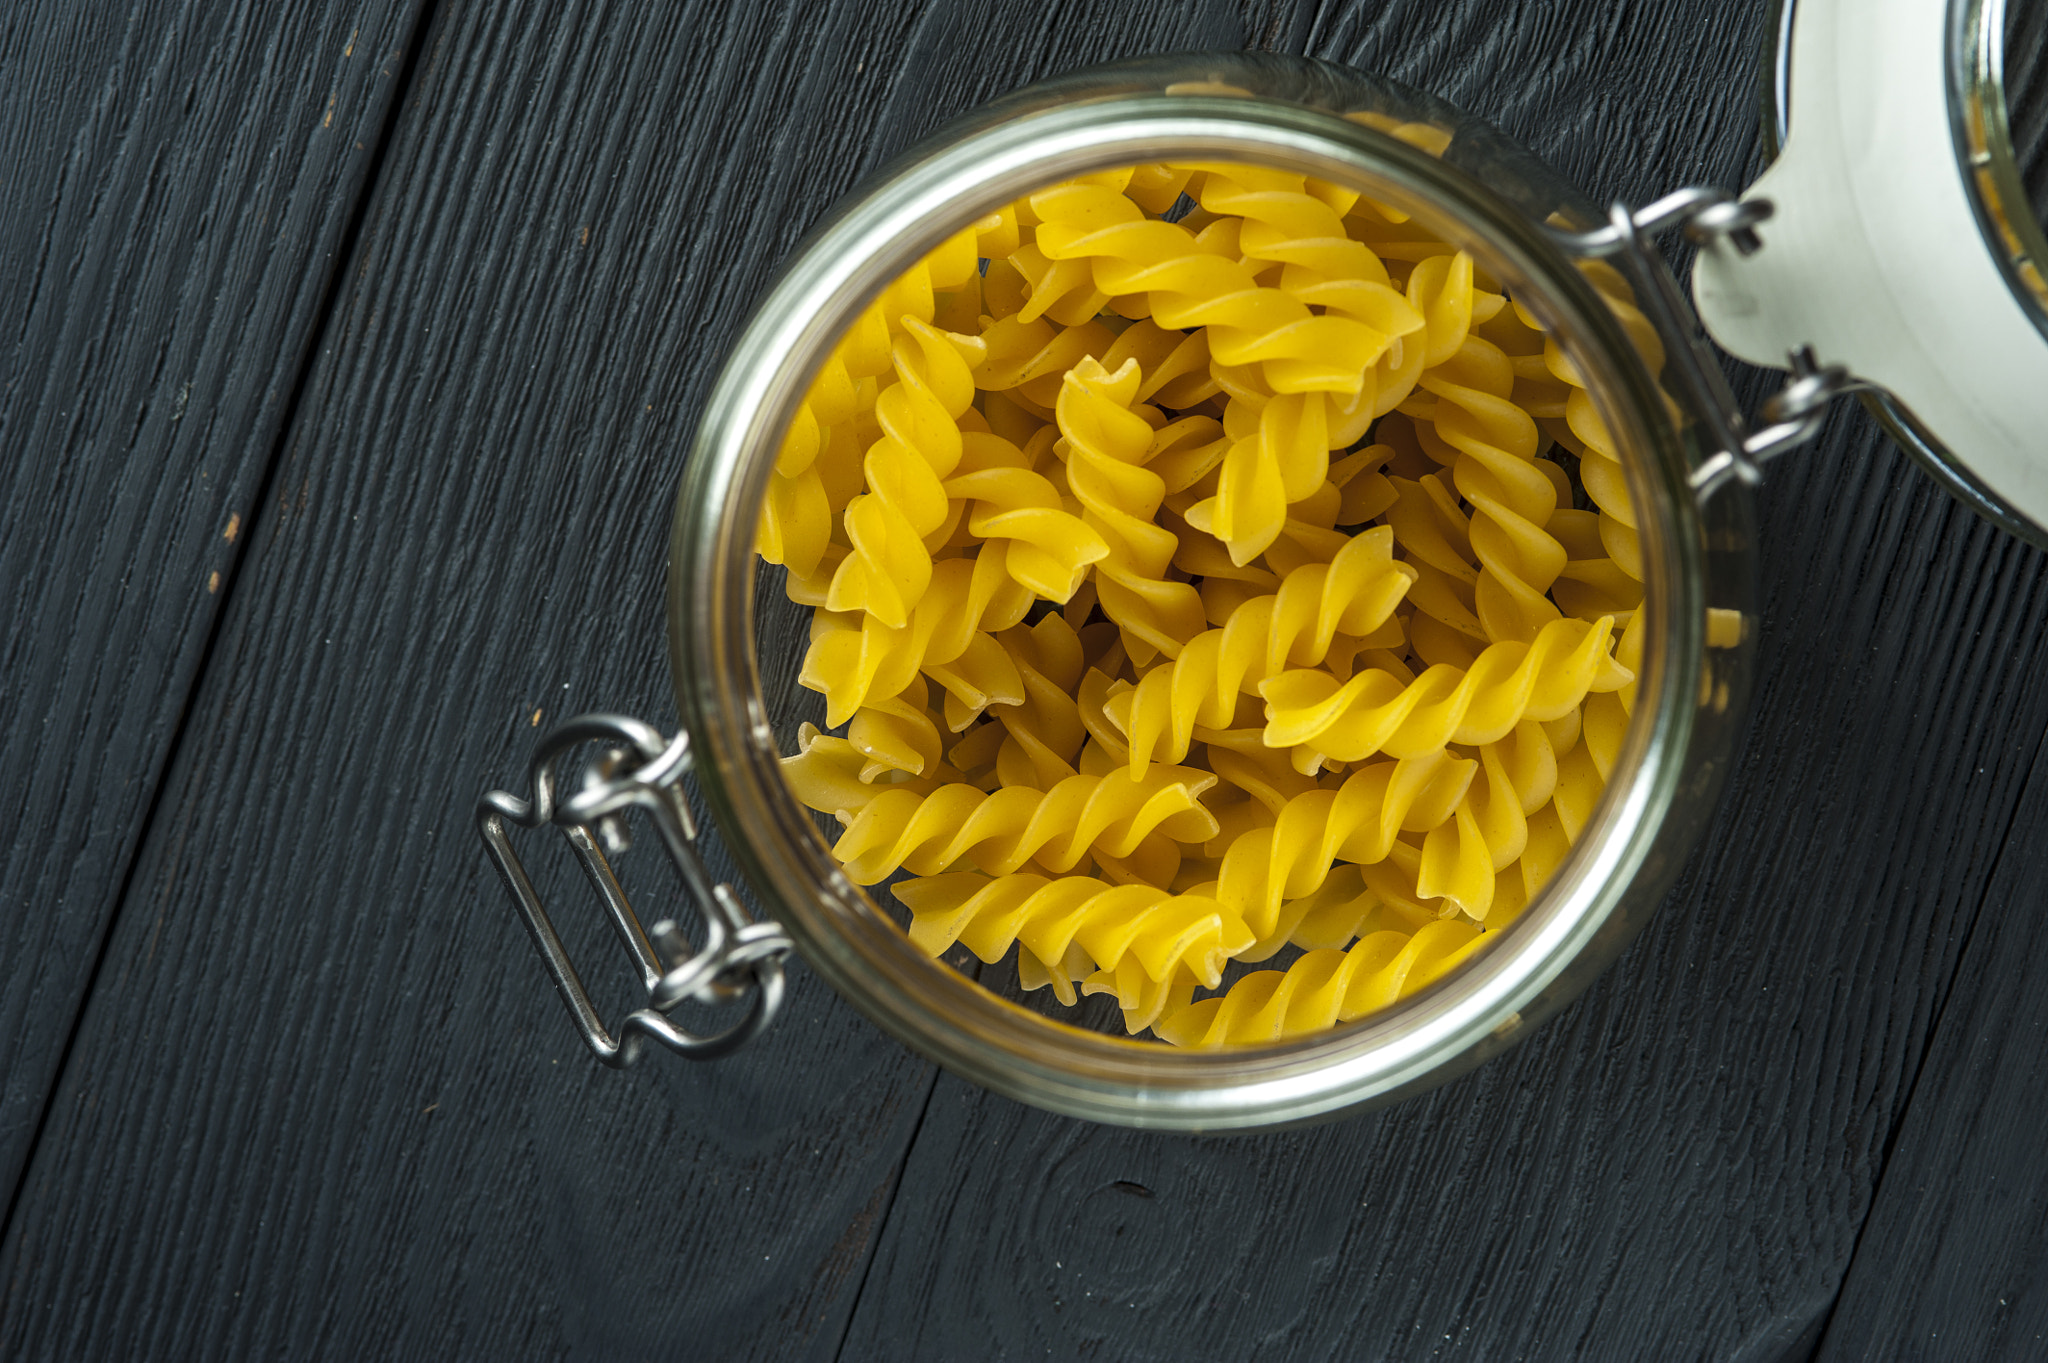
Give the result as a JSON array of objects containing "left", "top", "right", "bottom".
[
  {"left": 1548, "top": 188, "right": 1861, "bottom": 502},
  {"left": 477, "top": 713, "right": 791, "bottom": 1067}
]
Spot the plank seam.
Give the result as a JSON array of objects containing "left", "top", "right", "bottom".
[
  {"left": 828, "top": 1063, "right": 946, "bottom": 1363},
  {"left": 0, "top": 0, "right": 445, "bottom": 1247},
  {"left": 1802, "top": 711, "right": 2048, "bottom": 1361}
]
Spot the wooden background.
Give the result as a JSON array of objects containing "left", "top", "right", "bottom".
[{"left": 5, "top": 0, "right": 2047, "bottom": 1357}]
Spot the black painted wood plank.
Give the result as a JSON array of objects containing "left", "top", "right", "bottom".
[
  {"left": 1807, "top": 742, "right": 2048, "bottom": 1357},
  {"left": 1804, "top": 31, "right": 2048, "bottom": 1361},
  {"left": 834, "top": 3, "right": 2048, "bottom": 1359},
  {"left": 0, "top": 0, "right": 427, "bottom": 1203},
  {"left": 0, "top": 1, "right": 1251, "bottom": 1358}
]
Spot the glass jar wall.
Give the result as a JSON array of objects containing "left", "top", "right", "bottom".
[{"left": 666, "top": 56, "right": 1752, "bottom": 1129}]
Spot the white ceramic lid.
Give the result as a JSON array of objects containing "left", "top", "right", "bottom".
[{"left": 1692, "top": 0, "right": 2048, "bottom": 534}]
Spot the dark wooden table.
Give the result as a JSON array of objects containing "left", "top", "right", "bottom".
[{"left": 6, "top": 1, "right": 2048, "bottom": 1358}]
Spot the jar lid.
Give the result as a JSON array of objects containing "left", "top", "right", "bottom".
[{"left": 1692, "top": 0, "right": 2048, "bottom": 540}]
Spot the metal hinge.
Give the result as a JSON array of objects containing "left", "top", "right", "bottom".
[
  {"left": 478, "top": 713, "right": 791, "bottom": 1067},
  {"left": 1548, "top": 188, "right": 1861, "bottom": 502}
]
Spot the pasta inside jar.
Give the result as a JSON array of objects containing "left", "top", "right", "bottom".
[{"left": 749, "top": 154, "right": 1657, "bottom": 1050}]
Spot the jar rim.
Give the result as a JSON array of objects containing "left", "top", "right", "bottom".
[{"left": 668, "top": 62, "right": 1708, "bottom": 1129}]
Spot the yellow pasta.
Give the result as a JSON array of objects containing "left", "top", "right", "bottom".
[
  {"left": 1415, "top": 336, "right": 1571, "bottom": 644},
  {"left": 1101, "top": 530, "right": 1420, "bottom": 774},
  {"left": 1212, "top": 749, "right": 1473, "bottom": 950},
  {"left": 896, "top": 871, "right": 1255, "bottom": 1001},
  {"left": 799, "top": 544, "right": 1032, "bottom": 728},
  {"left": 826, "top": 319, "right": 987, "bottom": 629},
  {"left": 1533, "top": 261, "right": 1663, "bottom": 586},
  {"left": 843, "top": 678, "right": 944, "bottom": 783},
  {"left": 762, "top": 223, "right": 993, "bottom": 585},
  {"left": 758, "top": 157, "right": 1649, "bottom": 1050},
  {"left": 1059, "top": 356, "right": 1209, "bottom": 658},
  {"left": 1257, "top": 615, "right": 1632, "bottom": 764},
  {"left": 829, "top": 765, "right": 1220, "bottom": 884},
  {"left": 1153, "top": 920, "right": 1488, "bottom": 1049}
]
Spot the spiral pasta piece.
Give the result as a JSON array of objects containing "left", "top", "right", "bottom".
[
  {"left": 1274, "top": 859, "right": 1439, "bottom": 953},
  {"left": 1012, "top": 170, "right": 1127, "bottom": 327},
  {"left": 1153, "top": 920, "right": 1486, "bottom": 1048},
  {"left": 943, "top": 464, "right": 1109, "bottom": 605},
  {"left": 1562, "top": 385, "right": 1641, "bottom": 581},
  {"left": 1416, "top": 793, "right": 1502, "bottom": 921},
  {"left": 1096, "top": 317, "right": 1220, "bottom": 411},
  {"left": 897, "top": 871, "right": 1255, "bottom": 994},
  {"left": 826, "top": 318, "right": 986, "bottom": 629},
  {"left": 1260, "top": 615, "right": 1632, "bottom": 766},
  {"left": 1185, "top": 388, "right": 1334, "bottom": 566},
  {"left": 878, "top": 220, "right": 986, "bottom": 334},
  {"left": 1030, "top": 179, "right": 1392, "bottom": 396},
  {"left": 1381, "top": 470, "right": 1488, "bottom": 665},
  {"left": 779, "top": 722, "right": 896, "bottom": 819},
  {"left": 1104, "top": 529, "right": 1419, "bottom": 774},
  {"left": 974, "top": 314, "right": 1119, "bottom": 411},
  {"left": 800, "top": 542, "right": 1034, "bottom": 726},
  {"left": 830, "top": 765, "right": 1221, "bottom": 884},
  {"left": 1082, "top": 959, "right": 1199, "bottom": 1033},
  {"left": 845, "top": 676, "right": 945, "bottom": 783},
  {"left": 758, "top": 311, "right": 891, "bottom": 582},
  {"left": 1198, "top": 166, "right": 1410, "bottom": 322},
  {"left": 1433, "top": 721, "right": 1559, "bottom": 923},
  {"left": 1214, "top": 749, "right": 1474, "bottom": 950},
  {"left": 1056, "top": 355, "right": 1208, "bottom": 656},
  {"left": 1188, "top": 261, "right": 1478, "bottom": 568},
  {"left": 1534, "top": 263, "right": 1664, "bottom": 584},
  {"left": 1416, "top": 336, "right": 1569, "bottom": 644},
  {"left": 761, "top": 225, "right": 990, "bottom": 580},
  {"left": 1252, "top": 526, "right": 1416, "bottom": 670},
  {"left": 1195, "top": 162, "right": 1428, "bottom": 406},
  {"left": 1403, "top": 249, "right": 1485, "bottom": 369},
  {"left": 990, "top": 614, "right": 1089, "bottom": 789}
]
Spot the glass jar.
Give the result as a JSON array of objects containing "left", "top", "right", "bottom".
[{"left": 480, "top": 24, "right": 2037, "bottom": 1131}]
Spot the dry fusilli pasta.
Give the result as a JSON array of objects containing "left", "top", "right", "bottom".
[{"left": 762, "top": 154, "right": 1650, "bottom": 1049}]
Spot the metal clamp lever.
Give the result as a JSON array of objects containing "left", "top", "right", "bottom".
[
  {"left": 1548, "top": 188, "right": 1861, "bottom": 502},
  {"left": 477, "top": 713, "right": 791, "bottom": 1067}
]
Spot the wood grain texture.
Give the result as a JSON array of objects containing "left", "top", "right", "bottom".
[
  {"left": 1808, "top": 750, "right": 2048, "bottom": 1360},
  {"left": 835, "top": 2, "right": 2048, "bottom": 1359},
  {"left": 7, "top": 0, "right": 2048, "bottom": 1358},
  {"left": 1802, "top": 37, "right": 2048, "bottom": 1356},
  {"left": 0, "top": 0, "right": 1244, "bottom": 1358},
  {"left": 0, "top": 0, "right": 424, "bottom": 1202}
]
